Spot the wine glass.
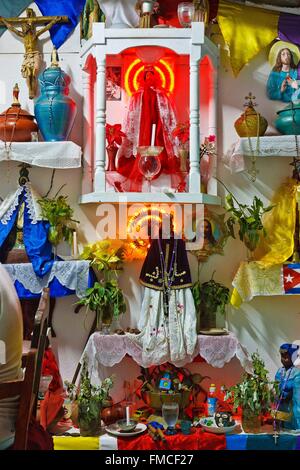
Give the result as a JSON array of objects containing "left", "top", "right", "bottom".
[
  {"left": 162, "top": 402, "right": 179, "bottom": 435},
  {"left": 137, "top": 146, "right": 163, "bottom": 192},
  {"left": 178, "top": 2, "right": 195, "bottom": 28}
]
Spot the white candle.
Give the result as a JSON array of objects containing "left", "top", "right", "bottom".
[
  {"left": 72, "top": 231, "right": 78, "bottom": 258},
  {"left": 126, "top": 406, "right": 130, "bottom": 425},
  {"left": 151, "top": 124, "right": 156, "bottom": 146}
]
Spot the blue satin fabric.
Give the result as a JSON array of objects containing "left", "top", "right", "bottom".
[
  {"left": 0, "top": 187, "right": 53, "bottom": 277},
  {"left": 35, "top": 0, "right": 86, "bottom": 49}
]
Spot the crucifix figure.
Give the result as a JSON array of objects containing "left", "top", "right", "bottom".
[{"left": 0, "top": 8, "right": 68, "bottom": 99}]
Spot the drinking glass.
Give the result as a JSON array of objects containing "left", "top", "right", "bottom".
[
  {"left": 178, "top": 2, "right": 195, "bottom": 28},
  {"left": 137, "top": 146, "right": 162, "bottom": 192},
  {"left": 162, "top": 402, "right": 179, "bottom": 435}
]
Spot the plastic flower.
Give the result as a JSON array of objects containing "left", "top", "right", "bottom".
[
  {"left": 172, "top": 121, "right": 190, "bottom": 145},
  {"left": 105, "top": 123, "right": 125, "bottom": 147}
]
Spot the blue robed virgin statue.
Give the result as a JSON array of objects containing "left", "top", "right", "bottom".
[{"left": 267, "top": 42, "right": 300, "bottom": 103}]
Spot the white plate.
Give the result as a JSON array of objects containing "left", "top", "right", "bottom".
[
  {"left": 105, "top": 423, "right": 147, "bottom": 437},
  {"left": 199, "top": 417, "right": 238, "bottom": 434}
]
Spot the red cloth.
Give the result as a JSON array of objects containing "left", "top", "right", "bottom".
[
  {"left": 40, "top": 348, "right": 64, "bottom": 430},
  {"left": 117, "top": 428, "right": 225, "bottom": 451},
  {"left": 10, "top": 418, "right": 54, "bottom": 450}
]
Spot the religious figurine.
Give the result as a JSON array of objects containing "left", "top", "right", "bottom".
[
  {"left": 0, "top": 8, "right": 68, "bottom": 99},
  {"left": 267, "top": 41, "right": 300, "bottom": 103},
  {"left": 127, "top": 215, "right": 197, "bottom": 365},
  {"left": 117, "top": 65, "right": 179, "bottom": 191},
  {"left": 81, "top": 0, "right": 104, "bottom": 40},
  {"left": 273, "top": 343, "right": 300, "bottom": 431}
]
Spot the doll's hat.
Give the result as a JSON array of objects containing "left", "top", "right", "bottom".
[{"left": 269, "top": 41, "right": 300, "bottom": 68}]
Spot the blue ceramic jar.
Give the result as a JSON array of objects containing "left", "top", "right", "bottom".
[
  {"left": 34, "top": 53, "right": 77, "bottom": 141},
  {"left": 275, "top": 101, "right": 300, "bottom": 135}
]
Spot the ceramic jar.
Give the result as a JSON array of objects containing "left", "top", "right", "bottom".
[
  {"left": 275, "top": 101, "right": 300, "bottom": 135},
  {"left": 234, "top": 94, "right": 268, "bottom": 137},
  {"left": 34, "top": 52, "right": 77, "bottom": 142},
  {"left": 0, "top": 84, "right": 38, "bottom": 142}
]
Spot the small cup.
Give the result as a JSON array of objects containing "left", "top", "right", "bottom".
[
  {"left": 117, "top": 419, "right": 137, "bottom": 432},
  {"left": 181, "top": 419, "right": 192, "bottom": 435}
]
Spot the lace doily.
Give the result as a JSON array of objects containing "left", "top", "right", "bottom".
[
  {"left": 0, "top": 185, "right": 23, "bottom": 225},
  {"left": 4, "top": 260, "right": 90, "bottom": 298},
  {"left": 81, "top": 331, "right": 252, "bottom": 386},
  {"left": 0, "top": 183, "right": 44, "bottom": 225}
]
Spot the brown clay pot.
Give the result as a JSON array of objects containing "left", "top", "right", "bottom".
[{"left": 0, "top": 84, "right": 38, "bottom": 142}]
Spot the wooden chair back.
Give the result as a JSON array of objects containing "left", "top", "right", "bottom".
[{"left": 0, "top": 349, "right": 37, "bottom": 450}]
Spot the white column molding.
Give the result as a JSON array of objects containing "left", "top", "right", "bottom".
[
  {"left": 189, "top": 48, "right": 201, "bottom": 193},
  {"left": 81, "top": 62, "right": 94, "bottom": 194},
  {"left": 94, "top": 47, "right": 106, "bottom": 192}
]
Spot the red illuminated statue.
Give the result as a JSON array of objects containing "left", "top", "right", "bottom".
[{"left": 117, "top": 66, "right": 181, "bottom": 191}]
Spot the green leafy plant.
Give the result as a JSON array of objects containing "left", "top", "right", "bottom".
[
  {"left": 76, "top": 280, "right": 126, "bottom": 328},
  {"left": 225, "top": 193, "right": 274, "bottom": 252},
  {"left": 38, "top": 194, "right": 79, "bottom": 246},
  {"left": 66, "top": 361, "right": 114, "bottom": 436},
  {"left": 192, "top": 268, "right": 230, "bottom": 330},
  {"left": 225, "top": 352, "right": 278, "bottom": 417},
  {"left": 80, "top": 240, "right": 124, "bottom": 273}
]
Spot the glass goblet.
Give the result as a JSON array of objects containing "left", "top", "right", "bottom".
[
  {"left": 178, "top": 2, "right": 195, "bottom": 28},
  {"left": 137, "top": 146, "right": 163, "bottom": 192},
  {"left": 162, "top": 402, "right": 179, "bottom": 435}
]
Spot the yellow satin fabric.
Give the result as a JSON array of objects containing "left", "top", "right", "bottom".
[
  {"left": 217, "top": 1, "right": 279, "bottom": 76},
  {"left": 53, "top": 436, "right": 99, "bottom": 450},
  {"left": 255, "top": 178, "right": 298, "bottom": 267}
]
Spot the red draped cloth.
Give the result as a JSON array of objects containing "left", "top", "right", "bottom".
[{"left": 117, "top": 428, "right": 226, "bottom": 451}]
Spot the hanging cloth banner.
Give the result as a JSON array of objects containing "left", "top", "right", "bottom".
[
  {"left": 279, "top": 13, "right": 300, "bottom": 47},
  {"left": 217, "top": 0, "right": 279, "bottom": 76},
  {"left": 0, "top": 0, "right": 31, "bottom": 37},
  {"left": 34, "top": 0, "right": 86, "bottom": 49}
]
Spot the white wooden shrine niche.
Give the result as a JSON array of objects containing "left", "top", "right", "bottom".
[{"left": 80, "top": 22, "right": 220, "bottom": 205}]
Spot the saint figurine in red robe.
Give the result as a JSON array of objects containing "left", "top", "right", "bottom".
[{"left": 117, "top": 66, "right": 182, "bottom": 191}]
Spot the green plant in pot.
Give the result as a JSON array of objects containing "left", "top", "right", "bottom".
[
  {"left": 76, "top": 280, "right": 126, "bottom": 334},
  {"left": 192, "top": 268, "right": 230, "bottom": 332},
  {"left": 38, "top": 191, "right": 79, "bottom": 252},
  {"left": 225, "top": 192, "right": 274, "bottom": 260},
  {"left": 225, "top": 352, "right": 278, "bottom": 433},
  {"left": 66, "top": 361, "right": 114, "bottom": 437}
]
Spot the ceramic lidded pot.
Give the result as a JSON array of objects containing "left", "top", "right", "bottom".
[
  {"left": 34, "top": 48, "right": 77, "bottom": 142},
  {"left": 274, "top": 100, "right": 300, "bottom": 135},
  {"left": 234, "top": 92, "right": 268, "bottom": 137},
  {"left": 0, "top": 84, "right": 38, "bottom": 142}
]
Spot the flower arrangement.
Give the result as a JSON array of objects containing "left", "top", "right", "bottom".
[{"left": 105, "top": 123, "right": 125, "bottom": 149}]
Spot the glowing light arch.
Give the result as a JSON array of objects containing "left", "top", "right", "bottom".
[{"left": 124, "top": 58, "right": 175, "bottom": 97}]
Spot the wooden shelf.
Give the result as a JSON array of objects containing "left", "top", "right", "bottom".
[
  {"left": 79, "top": 191, "right": 221, "bottom": 205},
  {"left": 238, "top": 135, "right": 300, "bottom": 158}
]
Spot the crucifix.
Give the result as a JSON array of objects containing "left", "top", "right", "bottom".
[{"left": 0, "top": 8, "right": 69, "bottom": 99}]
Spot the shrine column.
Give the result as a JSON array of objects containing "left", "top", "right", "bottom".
[
  {"left": 208, "top": 64, "right": 218, "bottom": 196},
  {"left": 95, "top": 46, "right": 106, "bottom": 192},
  {"left": 81, "top": 56, "right": 95, "bottom": 195},
  {"left": 189, "top": 49, "right": 201, "bottom": 193}
]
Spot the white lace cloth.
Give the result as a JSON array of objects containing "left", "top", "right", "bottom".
[
  {"left": 3, "top": 260, "right": 90, "bottom": 298},
  {"left": 0, "top": 141, "right": 81, "bottom": 168},
  {"left": 224, "top": 136, "right": 300, "bottom": 173},
  {"left": 81, "top": 331, "right": 253, "bottom": 386},
  {"left": 0, "top": 183, "right": 44, "bottom": 225}
]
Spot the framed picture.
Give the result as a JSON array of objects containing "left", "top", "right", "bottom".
[
  {"left": 106, "top": 66, "right": 122, "bottom": 101},
  {"left": 189, "top": 209, "right": 228, "bottom": 261}
]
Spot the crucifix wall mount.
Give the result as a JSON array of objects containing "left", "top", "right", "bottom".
[{"left": 0, "top": 8, "right": 69, "bottom": 99}]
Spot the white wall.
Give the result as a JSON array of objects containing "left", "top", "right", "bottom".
[{"left": 0, "top": 5, "right": 296, "bottom": 399}]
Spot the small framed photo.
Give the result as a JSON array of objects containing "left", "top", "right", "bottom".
[{"left": 106, "top": 66, "right": 122, "bottom": 101}]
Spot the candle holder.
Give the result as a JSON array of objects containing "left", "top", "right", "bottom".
[{"left": 137, "top": 145, "right": 163, "bottom": 192}]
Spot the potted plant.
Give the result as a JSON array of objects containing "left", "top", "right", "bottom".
[
  {"left": 76, "top": 280, "right": 126, "bottom": 334},
  {"left": 192, "top": 269, "right": 230, "bottom": 331},
  {"left": 225, "top": 352, "right": 278, "bottom": 433},
  {"left": 38, "top": 192, "right": 79, "bottom": 254},
  {"left": 105, "top": 123, "right": 125, "bottom": 171},
  {"left": 65, "top": 362, "right": 114, "bottom": 436},
  {"left": 172, "top": 121, "right": 190, "bottom": 172}
]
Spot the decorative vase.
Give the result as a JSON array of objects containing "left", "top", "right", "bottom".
[
  {"left": 178, "top": 148, "right": 189, "bottom": 172},
  {"left": 242, "top": 410, "right": 261, "bottom": 434},
  {"left": 275, "top": 101, "right": 300, "bottom": 135},
  {"left": 78, "top": 400, "right": 102, "bottom": 436},
  {"left": 198, "top": 305, "right": 216, "bottom": 331},
  {"left": 34, "top": 49, "right": 77, "bottom": 142},
  {"left": 106, "top": 145, "right": 118, "bottom": 171},
  {"left": 234, "top": 93, "right": 268, "bottom": 137},
  {"left": 0, "top": 84, "right": 38, "bottom": 142},
  {"left": 96, "top": 306, "right": 114, "bottom": 334},
  {"left": 243, "top": 229, "right": 260, "bottom": 260}
]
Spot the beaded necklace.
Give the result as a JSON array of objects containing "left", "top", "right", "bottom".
[
  {"left": 157, "top": 237, "right": 178, "bottom": 317},
  {"left": 272, "top": 366, "right": 294, "bottom": 445}
]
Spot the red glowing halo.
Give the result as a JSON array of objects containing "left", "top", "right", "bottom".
[{"left": 124, "top": 58, "right": 175, "bottom": 97}]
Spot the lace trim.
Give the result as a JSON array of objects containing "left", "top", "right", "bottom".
[
  {"left": 24, "top": 183, "right": 43, "bottom": 224},
  {"left": 0, "top": 186, "right": 23, "bottom": 225},
  {"left": 3, "top": 261, "right": 90, "bottom": 298}
]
